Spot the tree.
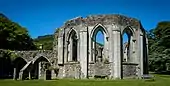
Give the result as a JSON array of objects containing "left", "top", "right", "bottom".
[
  {"left": 0, "top": 13, "right": 38, "bottom": 78},
  {"left": 0, "top": 13, "right": 37, "bottom": 50},
  {"left": 148, "top": 21, "right": 170, "bottom": 72}
]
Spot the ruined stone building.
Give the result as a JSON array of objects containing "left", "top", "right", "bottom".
[
  {"left": 55, "top": 14, "right": 149, "bottom": 79},
  {"left": 0, "top": 14, "right": 148, "bottom": 80}
]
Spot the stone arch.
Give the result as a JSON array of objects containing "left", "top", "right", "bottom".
[
  {"left": 13, "top": 57, "right": 27, "bottom": 79},
  {"left": 66, "top": 28, "right": 79, "bottom": 41},
  {"left": 121, "top": 26, "right": 136, "bottom": 62},
  {"left": 90, "top": 24, "right": 109, "bottom": 39},
  {"left": 33, "top": 55, "right": 51, "bottom": 64},
  {"left": 122, "top": 26, "right": 135, "bottom": 37},
  {"left": 31, "top": 55, "right": 51, "bottom": 80},
  {"left": 90, "top": 24, "right": 109, "bottom": 62},
  {"left": 13, "top": 57, "right": 28, "bottom": 63}
]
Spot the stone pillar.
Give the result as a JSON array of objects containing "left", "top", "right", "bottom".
[
  {"left": 80, "top": 29, "right": 88, "bottom": 79},
  {"left": 92, "top": 41, "right": 95, "bottom": 62},
  {"left": 44, "top": 70, "right": 47, "bottom": 80},
  {"left": 38, "top": 62, "right": 41, "bottom": 79},
  {"left": 88, "top": 34, "right": 92, "bottom": 62},
  {"left": 146, "top": 37, "right": 148, "bottom": 59},
  {"left": 109, "top": 30, "right": 114, "bottom": 79},
  {"left": 112, "top": 30, "right": 121, "bottom": 79},
  {"left": 77, "top": 37, "right": 80, "bottom": 62},
  {"left": 104, "top": 33, "right": 109, "bottom": 62},
  {"left": 58, "top": 37, "right": 64, "bottom": 64},
  {"left": 68, "top": 38, "right": 72, "bottom": 61},
  {"left": 139, "top": 34, "right": 143, "bottom": 77},
  {"left": 103, "top": 33, "right": 109, "bottom": 60},
  {"left": 130, "top": 36, "right": 135, "bottom": 63},
  {"left": 29, "top": 71, "right": 31, "bottom": 80},
  {"left": 19, "top": 71, "right": 23, "bottom": 80},
  {"left": 13, "top": 68, "right": 17, "bottom": 80},
  {"left": 132, "top": 37, "right": 137, "bottom": 63},
  {"left": 145, "top": 36, "right": 149, "bottom": 74},
  {"left": 64, "top": 40, "right": 68, "bottom": 63}
]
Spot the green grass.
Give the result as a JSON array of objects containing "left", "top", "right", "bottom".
[{"left": 0, "top": 74, "right": 170, "bottom": 86}]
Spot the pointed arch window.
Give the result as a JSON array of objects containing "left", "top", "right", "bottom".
[
  {"left": 67, "top": 29, "right": 78, "bottom": 62},
  {"left": 91, "top": 25, "right": 108, "bottom": 62},
  {"left": 122, "top": 27, "right": 134, "bottom": 62}
]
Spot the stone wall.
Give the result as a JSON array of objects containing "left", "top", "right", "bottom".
[
  {"left": 0, "top": 49, "right": 53, "bottom": 62},
  {"left": 57, "top": 62, "right": 111, "bottom": 79},
  {"left": 14, "top": 50, "right": 54, "bottom": 62},
  {"left": 64, "top": 14, "right": 140, "bottom": 28},
  {"left": 88, "top": 62, "right": 111, "bottom": 77},
  {"left": 58, "top": 62, "right": 81, "bottom": 79},
  {"left": 122, "top": 63, "right": 138, "bottom": 78},
  {"left": 57, "top": 14, "right": 141, "bottom": 38},
  {"left": 57, "top": 66, "right": 64, "bottom": 78}
]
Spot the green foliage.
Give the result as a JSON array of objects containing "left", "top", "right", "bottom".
[
  {"left": 33, "top": 34, "right": 54, "bottom": 50},
  {"left": 148, "top": 21, "right": 170, "bottom": 72},
  {"left": 0, "top": 49, "right": 18, "bottom": 61},
  {"left": 0, "top": 13, "right": 37, "bottom": 50}
]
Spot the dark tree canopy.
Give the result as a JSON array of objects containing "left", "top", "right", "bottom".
[
  {"left": 0, "top": 13, "right": 37, "bottom": 50},
  {"left": 148, "top": 21, "right": 170, "bottom": 72}
]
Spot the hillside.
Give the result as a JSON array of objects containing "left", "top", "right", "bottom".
[{"left": 33, "top": 34, "right": 54, "bottom": 50}]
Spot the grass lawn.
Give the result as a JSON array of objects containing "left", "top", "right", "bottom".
[{"left": 0, "top": 74, "right": 170, "bottom": 86}]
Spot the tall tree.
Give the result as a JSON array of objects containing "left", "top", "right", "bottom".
[
  {"left": 0, "top": 13, "right": 37, "bottom": 50},
  {"left": 0, "top": 13, "right": 37, "bottom": 78},
  {"left": 148, "top": 21, "right": 170, "bottom": 72}
]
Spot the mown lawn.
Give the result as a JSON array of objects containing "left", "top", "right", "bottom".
[{"left": 0, "top": 74, "right": 170, "bottom": 86}]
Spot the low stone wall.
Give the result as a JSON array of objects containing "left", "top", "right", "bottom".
[
  {"left": 122, "top": 63, "right": 138, "bottom": 78},
  {"left": 88, "top": 62, "right": 111, "bottom": 77},
  {"left": 58, "top": 62, "right": 138, "bottom": 79},
  {"left": 58, "top": 62, "right": 111, "bottom": 79},
  {"left": 58, "top": 62, "right": 81, "bottom": 79}
]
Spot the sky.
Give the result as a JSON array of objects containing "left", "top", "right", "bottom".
[{"left": 0, "top": 0, "right": 170, "bottom": 43}]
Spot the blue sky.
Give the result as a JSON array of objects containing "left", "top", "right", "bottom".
[{"left": 1, "top": 0, "right": 170, "bottom": 43}]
